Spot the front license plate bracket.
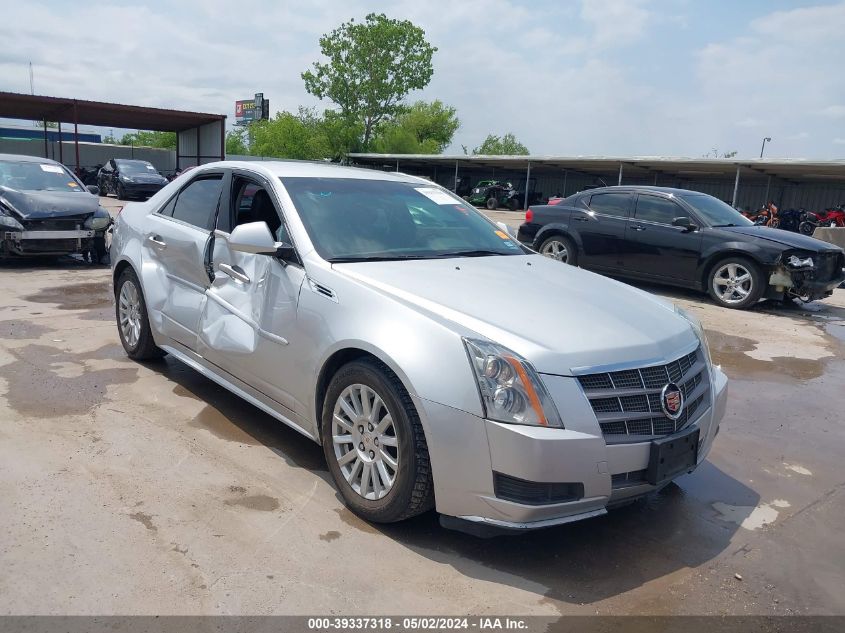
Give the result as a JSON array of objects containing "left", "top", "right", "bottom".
[{"left": 647, "top": 426, "right": 699, "bottom": 486}]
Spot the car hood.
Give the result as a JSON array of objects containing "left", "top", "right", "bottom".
[
  {"left": 718, "top": 225, "right": 843, "bottom": 252},
  {"left": 333, "top": 254, "right": 698, "bottom": 376},
  {"left": 0, "top": 187, "right": 99, "bottom": 219}
]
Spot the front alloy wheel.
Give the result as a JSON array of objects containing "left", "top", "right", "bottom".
[
  {"left": 539, "top": 235, "right": 578, "bottom": 265},
  {"left": 321, "top": 359, "right": 434, "bottom": 523},
  {"left": 332, "top": 384, "right": 399, "bottom": 500},
  {"left": 708, "top": 257, "right": 763, "bottom": 309}
]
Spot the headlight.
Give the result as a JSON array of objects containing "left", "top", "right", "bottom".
[
  {"left": 674, "top": 305, "right": 712, "bottom": 367},
  {"left": 0, "top": 204, "right": 24, "bottom": 230},
  {"left": 463, "top": 338, "right": 563, "bottom": 427},
  {"left": 85, "top": 214, "right": 111, "bottom": 230},
  {"left": 120, "top": 175, "right": 134, "bottom": 182}
]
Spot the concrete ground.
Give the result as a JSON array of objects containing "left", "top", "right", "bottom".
[{"left": 0, "top": 198, "right": 844, "bottom": 616}]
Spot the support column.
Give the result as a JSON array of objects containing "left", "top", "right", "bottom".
[
  {"left": 618, "top": 163, "right": 623, "bottom": 186},
  {"left": 454, "top": 160, "right": 459, "bottom": 192},
  {"left": 73, "top": 101, "right": 80, "bottom": 170},
  {"left": 654, "top": 172, "right": 658, "bottom": 185},
  {"left": 43, "top": 119, "right": 48, "bottom": 158},
  {"left": 57, "top": 121, "right": 64, "bottom": 164},
  {"left": 562, "top": 170, "right": 568, "bottom": 197},
  {"left": 731, "top": 165, "right": 741, "bottom": 207},
  {"left": 523, "top": 162, "right": 531, "bottom": 210},
  {"left": 396, "top": 159, "right": 399, "bottom": 173},
  {"left": 219, "top": 121, "right": 225, "bottom": 160},
  {"left": 764, "top": 175, "right": 771, "bottom": 205},
  {"left": 196, "top": 127, "right": 200, "bottom": 166}
]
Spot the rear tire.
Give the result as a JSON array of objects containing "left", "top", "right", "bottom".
[
  {"left": 539, "top": 234, "right": 578, "bottom": 265},
  {"left": 321, "top": 359, "right": 434, "bottom": 523},
  {"left": 799, "top": 221, "right": 815, "bottom": 236},
  {"left": 485, "top": 197, "right": 498, "bottom": 210},
  {"left": 707, "top": 256, "right": 764, "bottom": 309},
  {"left": 115, "top": 268, "right": 165, "bottom": 360}
]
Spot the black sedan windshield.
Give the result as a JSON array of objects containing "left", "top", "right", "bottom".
[
  {"left": 281, "top": 177, "right": 525, "bottom": 261},
  {"left": 0, "top": 160, "right": 83, "bottom": 192},
  {"left": 117, "top": 160, "right": 159, "bottom": 176},
  {"left": 681, "top": 194, "right": 752, "bottom": 227}
]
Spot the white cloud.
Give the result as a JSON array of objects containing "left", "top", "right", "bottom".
[
  {"left": 580, "top": 0, "right": 651, "bottom": 48},
  {"left": 818, "top": 105, "right": 845, "bottom": 119},
  {"left": 834, "top": 138, "right": 845, "bottom": 145}
]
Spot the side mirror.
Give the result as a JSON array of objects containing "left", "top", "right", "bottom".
[
  {"left": 87, "top": 185, "right": 100, "bottom": 195},
  {"left": 226, "top": 221, "right": 295, "bottom": 259},
  {"left": 672, "top": 216, "right": 697, "bottom": 231}
]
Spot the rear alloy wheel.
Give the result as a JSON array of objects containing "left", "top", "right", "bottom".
[
  {"left": 539, "top": 235, "right": 578, "bottom": 265},
  {"left": 115, "top": 268, "right": 166, "bottom": 360},
  {"left": 321, "top": 359, "right": 433, "bottom": 523},
  {"left": 707, "top": 257, "right": 764, "bottom": 309}
]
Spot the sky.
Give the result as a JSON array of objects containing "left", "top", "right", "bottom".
[{"left": 1, "top": 0, "right": 844, "bottom": 159}]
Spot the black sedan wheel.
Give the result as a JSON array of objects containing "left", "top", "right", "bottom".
[
  {"left": 707, "top": 257, "right": 764, "bottom": 309},
  {"left": 539, "top": 235, "right": 578, "bottom": 265}
]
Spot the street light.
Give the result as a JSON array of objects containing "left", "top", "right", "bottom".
[{"left": 760, "top": 137, "right": 771, "bottom": 158}]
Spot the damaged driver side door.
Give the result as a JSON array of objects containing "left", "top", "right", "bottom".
[{"left": 196, "top": 172, "right": 306, "bottom": 416}]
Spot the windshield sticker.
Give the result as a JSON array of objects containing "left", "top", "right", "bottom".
[
  {"left": 40, "top": 164, "right": 65, "bottom": 174},
  {"left": 67, "top": 182, "right": 79, "bottom": 187},
  {"left": 415, "top": 186, "right": 456, "bottom": 205},
  {"left": 495, "top": 230, "right": 510, "bottom": 239}
]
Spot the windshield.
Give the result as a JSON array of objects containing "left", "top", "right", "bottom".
[
  {"left": 0, "top": 160, "right": 84, "bottom": 193},
  {"left": 117, "top": 160, "right": 158, "bottom": 175},
  {"left": 281, "top": 177, "right": 526, "bottom": 261},
  {"left": 681, "top": 194, "right": 752, "bottom": 227}
]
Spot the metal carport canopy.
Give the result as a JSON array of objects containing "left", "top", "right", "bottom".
[
  {"left": 349, "top": 153, "right": 845, "bottom": 182},
  {"left": 0, "top": 91, "right": 226, "bottom": 169}
]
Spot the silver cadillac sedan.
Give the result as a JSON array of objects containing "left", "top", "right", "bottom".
[{"left": 110, "top": 161, "right": 728, "bottom": 533}]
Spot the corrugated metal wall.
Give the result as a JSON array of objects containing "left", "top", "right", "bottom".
[
  {"left": 0, "top": 138, "right": 175, "bottom": 171},
  {"left": 177, "top": 121, "right": 225, "bottom": 168},
  {"left": 398, "top": 163, "right": 845, "bottom": 212}
]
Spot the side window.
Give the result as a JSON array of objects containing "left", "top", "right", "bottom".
[
  {"left": 171, "top": 176, "right": 223, "bottom": 231},
  {"left": 158, "top": 194, "right": 177, "bottom": 217},
  {"left": 589, "top": 193, "right": 631, "bottom": 218},
  {"left": 227, "top": 177, "right": 288, "bottom": 243},
  {"left": 635, "top": 195, "right": 684, "bottom": 224}
]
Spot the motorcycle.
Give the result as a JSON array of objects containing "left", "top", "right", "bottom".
[
  {"left": 744, "top": 202, "right": 779, "bottom": 227},
  {"left": 799, "top": 204, "right": 845, "bottom": 235},
  {"left": 777, "top": 208, "right": 807, "bottom": 233}
]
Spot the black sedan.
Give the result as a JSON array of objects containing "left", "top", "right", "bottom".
[
  {"left": 517, "top": 186, "right": 845, "bottom": 309},
  {"left": 0, "top": 154, "right": 111, "bottom": 261},
  {"left": 98, "top": 158, "right": 168, "bottom": 200}
]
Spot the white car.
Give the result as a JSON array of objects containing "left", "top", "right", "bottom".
[{"left": 110, "top": 160, "right": 728, "bottom": 533}]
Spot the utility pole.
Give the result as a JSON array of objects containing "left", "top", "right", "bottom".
[{"left": 760, "top": 137, "right": 771, "bottom": 158}]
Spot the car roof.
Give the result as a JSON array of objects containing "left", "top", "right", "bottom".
[
  {"left": 0, "top": 153, "right": 61, "bottom": 164},
  {"left": 576, "top": 185, "right": 707, "bottom": 197},
  {"left": 193, "top": 160, "right": 431, "bottom": 184}
]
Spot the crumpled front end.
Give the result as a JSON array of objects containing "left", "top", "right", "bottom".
[
  {"left": 1, "top": 214, "right": 97, "bottom": 257},
  {"left": 767, "top": 249, "right": 845, "bottom": 301}
]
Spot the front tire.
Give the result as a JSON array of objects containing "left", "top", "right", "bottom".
[
  {"left": 539, "top": 234, "right": 578, "bottom": 265},
  {"left": 799, "top": 221, "right": 815, "bottom": 236},
  {"left": 707, "top": 257, "right": 764, "bottom": 309},
  {"left": 321, "top": 359, "right": 434, "bottom": 523},
  {"left": 115, "top": 268, "right": 165, "bottom": 360}
]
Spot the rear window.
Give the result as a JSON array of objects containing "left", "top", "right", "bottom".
[{"left": 589, "top": 192, "right": 631, "bottom": 218}]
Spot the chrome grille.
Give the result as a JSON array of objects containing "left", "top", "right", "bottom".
[{"left": 578, "top": 348, "right": 709, "bottom": 439}]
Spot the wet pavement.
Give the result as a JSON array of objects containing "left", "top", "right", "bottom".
[{"left": 0, "top": 253, "right": 843, "bottom": 616}]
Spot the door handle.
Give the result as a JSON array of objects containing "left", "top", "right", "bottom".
[
  {"left": 631, "top": 225, "right": 646, "bottom": 231},
  {"left": 147, "top": 234, "right": 167, "bottom": 248},
  {"left": 218, "top": 263, "right": 250, "bottom": 284},
  {"left": 573, "top": 216, "right": 590, "bottom": 222}
]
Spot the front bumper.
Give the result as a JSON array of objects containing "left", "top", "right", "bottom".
[
  {"left": 417, "top": 365, "right": 728, "bottom": 532},
  {"left": 121, "top": 182, "right": 165, "bottom": 197},
  {"left": 2, "top": 229, "right": 97, "bottom": 257}
]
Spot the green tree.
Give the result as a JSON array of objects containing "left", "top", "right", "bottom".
[
  {"left": 473, "top": 133, "right": 529, "bottom": 155},
  {"left": 371, "top": 100, "right": 460, "bottom": 154},
  {"left": 225, "top": 128, "right": 249, "bottom": 155},
  {"left": 302, "top": 13, "right": 437, "bottom": 150},
  {"left": 247, "top": 107, "right": 332, "bottom": 160},
  {"left": 119, "top": 130, "right": 177, "bottom": 149}
]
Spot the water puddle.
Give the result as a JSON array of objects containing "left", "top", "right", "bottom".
[
  {"left": 712, "top": 499, "right": 790, "bottom": 531},
  {"left": 24, "top": 281, "right": 112, "bottom": 310}
]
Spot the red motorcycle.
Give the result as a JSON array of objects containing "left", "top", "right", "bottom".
[{"left": 799, "top": 204, "right": 845, "bottom": 235}]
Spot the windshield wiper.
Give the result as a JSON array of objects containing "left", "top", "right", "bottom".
[
  {"left": 711, "top": 223, "right": 738, "bottom": 227},
  {"left": 328, "top": 254, "right": 432, "bottom": 263},
  {"left": 434, "top": 249, "right": 506, "bottom": 258}
]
